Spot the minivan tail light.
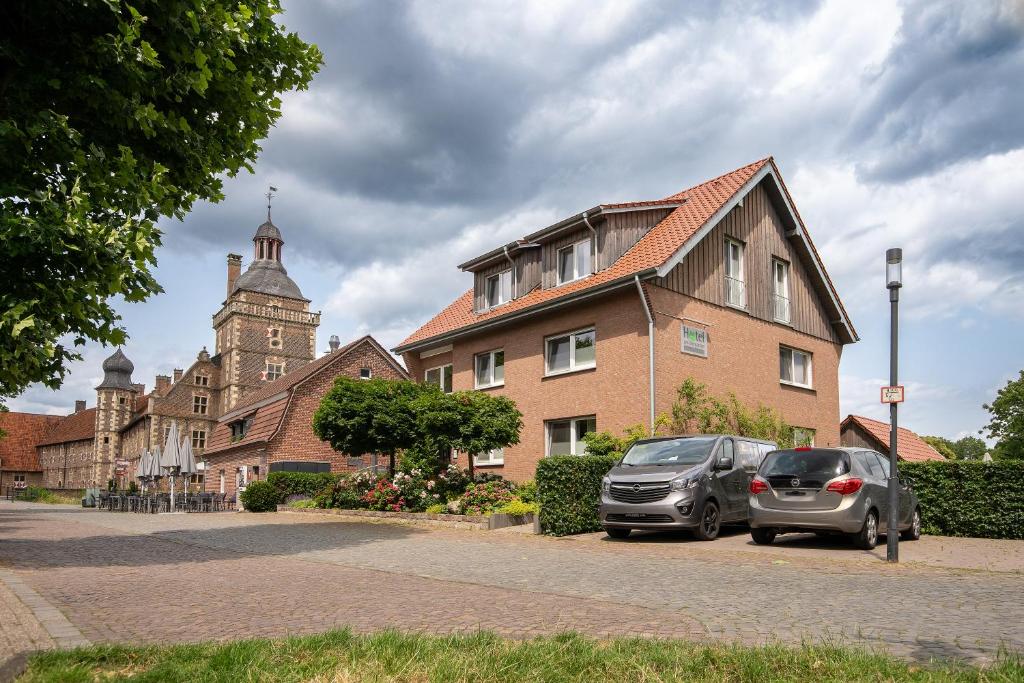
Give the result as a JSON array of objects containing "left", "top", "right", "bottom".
[
  {"left": 749, "top": 478, "right": 769, "bottom": 494},
  {"left": 826, "top": 478, "right": 863, "bottom": 495}
]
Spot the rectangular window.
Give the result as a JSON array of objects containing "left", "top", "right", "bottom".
[
  {"left": 724, "top": 238, "right": 745, "bottom": 307},
  {"left": 474, "top": 349, "right": 504, "bottom": 389},
  {"left": 118, "top": 396, "right": 127, "bottom": 405},
  {"left": 359, "top": 367, "right": 372, "bottom": 380},
  {"left": 192, "top": 395, "right": 208, "bottom": 414},
  {"left": 793, "top": 427, "right": 815, "bottom": 447},
  {"left": 265, "top": 363, "right": 284, "bottom": 381},
  {"left": 485, "top": 269, "right": 513, "bottom": 309},
  {"left": 192, "top": 430, "right": 206, "bottom": 449},
  {"left": 230, "top": 417, "right": 253, "bottom": 440},
  {"left": 474, "top": 447, "right": 504, "bottom": 466},
  {"left": 556, "top": 238, "right": 592, "bottom": 285},
  {"left": 425, "top": 364, "right": 453, "bottom": 393},
  {"left": 545, "top": 328, "right": 595, "bottom": 375},
  {"left": 773, "top": 259, "right": 791, "bottom": 323},
  {"left": 195, "top": 374, "right": 209, "bottom": 387},
  {"left": 547, "top": 416, "right": 597, "bottom": 456},
  {"left": 779, "top": 346, "right": 813, "bottom": 388}
]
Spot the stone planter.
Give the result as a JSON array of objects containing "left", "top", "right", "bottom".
[{"left": 277, "top": 505, "right": 535, "bottom": 531}]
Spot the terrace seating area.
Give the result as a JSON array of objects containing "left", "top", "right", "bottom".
[{"left": 97, "top": 491, "right": 236, "bottom": 513}]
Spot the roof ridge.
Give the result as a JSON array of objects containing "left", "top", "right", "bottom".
[{"left": 661, "top": 157, "right": 772, "bottom": 201}]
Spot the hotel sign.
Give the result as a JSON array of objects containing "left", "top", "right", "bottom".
[{"left": 681, "top": 324, "right": 708, "bottom": 357}]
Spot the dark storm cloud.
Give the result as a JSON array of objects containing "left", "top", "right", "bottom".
[{"left": 850, "top": 0, "right": 1024, "bottom": 183}]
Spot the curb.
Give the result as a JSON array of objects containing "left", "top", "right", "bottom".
[{"left": 0, "top": 569, "right": 90, "bottom": 651}]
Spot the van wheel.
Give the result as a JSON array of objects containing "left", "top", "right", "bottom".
[
  {"left": 852, "top": 509, "right": 879, "bottom": 550},
  {"left": 605, "top": 527, "right": 631, "bottom": 539},
  {"left": 693, "top": 501, "right": 720, "bottom": 541},
  {"left": 750, "top": 527, "right": 776, "bottom": 545},
  {"left": 901, "top": 508, "right": 921, "bottom": 541}
]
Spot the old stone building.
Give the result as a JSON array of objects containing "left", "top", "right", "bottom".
[{"left": 21, "top": 208, "right": 374, "bottom": 490}]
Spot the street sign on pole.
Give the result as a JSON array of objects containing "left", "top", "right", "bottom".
[{"left": 880, "top": 386, "right": 905, "bottom": 404}]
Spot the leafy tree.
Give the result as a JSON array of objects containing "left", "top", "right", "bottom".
[
  {"left": 416, "top": 391, "right": 523, "bottom": 479},
  {"left": 582, "top": 418, "right": 670, "bottom": 458},
  {"left": 921, "top": 435, "right": 958, "bottom": 460},
  {"left": 313, "top": 378, "right": 428, "bottom": 475},
  {"left": 670, "top": 378, "right": 798, "bottom": 448},
  {"left": 983, "top": 370, "right": 1024, "bottom": 460},
  {"left": 953, "top": 436, "right": 987, "bottom": 461},
  {"left": 1, "top": 1, "right": 322, "bottom": 396}
]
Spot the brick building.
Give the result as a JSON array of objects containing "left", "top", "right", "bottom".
[
  {"left": 13, "top": 207, "right": 351, "bottom": 490},
  {"left": 202, "top": 335, "right": 407, "bottom": 496},
  {"left": 0, "top": 412, "right": 61, "bottom": 489},
  {"left": 395, "top": 158, "right": 858, "bottom": 481}
]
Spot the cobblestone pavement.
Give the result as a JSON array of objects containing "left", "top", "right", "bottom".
[{"left": 1, "top": 502, "right": 1022, "bottom": 665}]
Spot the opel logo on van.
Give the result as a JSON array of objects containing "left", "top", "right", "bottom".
[
  {"left": 790, "top": 478, "right": 801, "bottom": 488},
  {"left": 632, "top": 484, "right": 641, "bottom": 493}
]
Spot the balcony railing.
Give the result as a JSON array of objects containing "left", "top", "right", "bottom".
[
  {"left": 725, "top": 276, "right": 745, "bottom": 307},
  {"left": 774, "top": 295, "right": 791, "bottom": 323},
  {"left": 212, "top": 301, "right": 320, "bottom": 328}
]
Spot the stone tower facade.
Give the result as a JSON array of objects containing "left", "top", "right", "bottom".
[
  {"left": 93, "top": 349, "right": 138, "bottom": 485},
  {"left": 211, "top": 212, "right": 319, "bottom": 412}
]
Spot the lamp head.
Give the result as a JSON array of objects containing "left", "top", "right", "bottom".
[{"left": 886, "top": 248, "right": 903, "bottom": 289}]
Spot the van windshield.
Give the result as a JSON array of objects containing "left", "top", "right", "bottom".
[{"left": 621, "top": 437, "right": 717, "bottom": 466}]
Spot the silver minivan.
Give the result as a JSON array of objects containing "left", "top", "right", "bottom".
[
  {"left": 748, "top": 447, "right": 922, "bottom": 549},
  {"left": 600, "top": 435, "right": 777, "bottom": 540}
]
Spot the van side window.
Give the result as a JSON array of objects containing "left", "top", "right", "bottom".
[
  {"left": 737, "top": 441, "right": 758, "bottom": 471},
  {"left": 721, "top": 439, "right": 734, "bottom": 465}
]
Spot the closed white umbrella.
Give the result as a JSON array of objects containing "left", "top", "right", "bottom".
[
  {"left": 147, "top": 446, "right": 164, "bottom": 480},
  {"left": 160, "top": 422, "right": 183, "bottom": 511},
  {"left": 179, "top": 437, "right": 197, "bottom": 507},
  {"left": 135, "top": 450, "right": 147, "bottom": 481}
]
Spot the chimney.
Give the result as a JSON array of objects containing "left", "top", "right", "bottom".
[
  {"left": 74, "top": 400, "right": 86, "bottom": 413},
  {"left": 226, "top": 253, "right": 242, "bottom": 297},
  {"left": 155, "top": 375, "right": 171, "bottom": 394},
  {"left": 328, "top": 335, "right": 340, "bottom": 353},
  {"left": 173, "top": 368, "right": 183, "bottom": 383}
]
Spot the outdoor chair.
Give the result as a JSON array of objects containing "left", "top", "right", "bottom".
[
  {"left": 216, "top": 493, "right": 226, "bottom": 511},
  {"left": 225, "top": 493, "right": 236, "bottom": 511}
]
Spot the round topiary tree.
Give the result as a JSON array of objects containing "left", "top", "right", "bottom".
[{"left": 239, "top": 480, "right": 281, "bottom": 513}]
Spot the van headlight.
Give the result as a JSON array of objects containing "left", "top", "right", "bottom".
[
  {"left": 670, "top": 476, "right": 698, "bottom": 491},
  {"left": 602, "top": 477, "right": 611, "bottom": 493}
]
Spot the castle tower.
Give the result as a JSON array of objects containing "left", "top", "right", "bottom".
[
  {"left": 94, "top": 348, "right": 138, "bottom": 485},
  {"left": 211, "top": 195, "right": 319, "bottom": 412}
]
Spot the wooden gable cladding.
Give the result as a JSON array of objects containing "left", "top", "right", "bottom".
[
  {"left": 472, "top": 249, "right": 541, "bottom": 313},
  {"left": 540, "top": 227, "right": 592, "bottom": 290},
  {"left": 656, "top": 182, "right": 839, "bottom": 343},
  {"left": 598, "top": 208, "right": 673, "bottom": 271}
]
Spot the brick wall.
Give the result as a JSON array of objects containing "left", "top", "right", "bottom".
[{"left": 38, "top": 440, "right": 94, "bottom": 488}]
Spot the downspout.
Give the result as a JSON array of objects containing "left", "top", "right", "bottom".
[
  {"left": 634, "top": 275, "right": 656, "bottom": 435},
  {"left": 502, "top": 245, "right": 516, "bottom": 298},
  {"left": 582, "top": 211, "right": 597, "bottom": 274}
]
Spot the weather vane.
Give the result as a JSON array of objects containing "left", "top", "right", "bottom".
[{"left": 266, "top": 185, "right": 277, "bottom": 220}]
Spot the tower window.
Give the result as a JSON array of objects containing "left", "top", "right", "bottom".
[
  {"left": 118, "top": 396, "right": 126, "bottom": 405},
  {"left": 268, "top": 328, "right": 281, "bottom": 349},
  {"left": 265, "top": 362, "right": 284, "bottom": 381}
]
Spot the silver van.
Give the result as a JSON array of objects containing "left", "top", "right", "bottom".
[
  {"left": 748, "top": 447, "right": 922, "bottom": 549},
  {"left": 599, "top": 435, "right": 777, "bottom": 540}
]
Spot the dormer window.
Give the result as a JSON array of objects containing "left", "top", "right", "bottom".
[
  {"left": 485, "top": 270, "right": 512, "bottom": 309},
  {"left": 557, "top": 238, "right": 591, "bottom": 285},
  {"left": 265, "top": 362, "right": 284, "bottom": 381},
  {"left": 230, "top": 417, "right": 253, "bottom": 441}
]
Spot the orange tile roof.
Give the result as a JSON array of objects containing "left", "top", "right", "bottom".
[
  {"left": 397, "top": 158, "right": 778, "bottom": 350},
  {"left": 0, "top": 412, "right": 62, "bottom": 471},
  {"left": 204, "top": 398, "right": 288, "bottom": 454},
  {"left": 841, "top": 415, "right": 946, "bottom": 462},
  {"left": 37, "top": 407, "right": 97, "bottom": 447}
]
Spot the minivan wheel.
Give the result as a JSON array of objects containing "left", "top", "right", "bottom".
[
  {"left": 901, "top": 508, "right": 922, "bottom": 541},
  {"left": 693, "top": 501, "right": 720, "bottom": 541},
  {"left": 750, "top": 527, "right": 777, "bottom": 545},
  {"left": 605, "top": 527, "right": 631, "bottom": 539},
  {"left": 852, "top": 509, "right": 879, "bottom": 550}
]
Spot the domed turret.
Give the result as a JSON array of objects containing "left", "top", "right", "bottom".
[
  {"left": 230, "top": 193, "right": 308, "bottom": 301},
  {"left": 96, "top": 348, "right": 136, "bottom": 390}
]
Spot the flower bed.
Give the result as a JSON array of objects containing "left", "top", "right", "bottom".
[{"left": 277, "top": 504, "right": 535, "bottom": 531}]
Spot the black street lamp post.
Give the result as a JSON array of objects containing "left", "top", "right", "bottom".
[{"left": 886, "top": 248, "right": 903, "bottom": 563}]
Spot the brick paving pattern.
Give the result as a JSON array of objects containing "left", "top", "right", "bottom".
[{"left": 1, "top": 502, "right": 1022, "bottom": 665}]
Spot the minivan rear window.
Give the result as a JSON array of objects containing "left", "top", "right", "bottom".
[
  {"left": 621, "top": 437, "right": 717, "bottom": 466},
  {"left": 760, "top": 450, "right": 850, "bottom": 480}
]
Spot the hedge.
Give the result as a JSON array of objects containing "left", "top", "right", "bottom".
[
  {"left": 901, "top": 461, "right": 1024, "bottom": 540},
  {"left": 536, "top": 455, "right": 619, "bottom": 536},
  {"left": 266, "top": 471, "right": 340, "bottom": 499}
]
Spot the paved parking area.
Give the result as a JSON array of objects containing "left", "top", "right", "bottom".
[{"left": 1, "top": 502, "right": 1021, "bottom": 667}]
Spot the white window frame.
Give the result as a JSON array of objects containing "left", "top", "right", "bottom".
[
  {"left": 772, "top": 258, "right": 791, "bottom": 324},
  {"left": 556, "top": 238, "right": 592, "bottom": 285},
  {"left": 545, "top": 416, "right": 597, "bottom": 457},
  {"left": 265, "top": 362, "right": 284, "bottom": 382},
  {"left": 474, "top": 447, "right": 504, "bottom": 466},
  {"left": 473, "top": 349, "right": 505, "bottom": 389},
  {"left": 484, "top": 269, "right": 513, "bottom": 310},
  {"left": 779, "top": 345, "right": 813, "bottom": 389},
  {"left": 424, "top": 364, "right": 453, "bottom": 393},
  {"left": 724, "top": 237, "right": 745, "bottom": 308},
  {"left": 359, "top": 367, "right": 373, "bottom": 380},
  {"left": 544, "top": 327, "right": 596, "bottom": 376}
]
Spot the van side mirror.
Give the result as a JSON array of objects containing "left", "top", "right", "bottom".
[{"left": 716, "top": 456, "right": 733, "bottom": 471}]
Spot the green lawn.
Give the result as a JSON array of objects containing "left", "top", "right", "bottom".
[{"left": 19, "top": 630, "right": 1023, "bottom": 682}]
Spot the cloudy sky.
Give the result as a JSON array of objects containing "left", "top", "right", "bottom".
[{"left": 11, "top": 0, "right": 1024, "bottom": 442}]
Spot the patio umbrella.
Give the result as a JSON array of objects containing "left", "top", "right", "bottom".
[
  {"left": 147, "top": 446, "right": 164, "bottom": 481},
  {"left": 179, "top": 437, "right": 197, "bottom": 507},
  {"left": 135, "top": 449, "right": 151, "bottom": 492},
  {"left": 160, "top": 423, "right": 183, "bottom": 511}
]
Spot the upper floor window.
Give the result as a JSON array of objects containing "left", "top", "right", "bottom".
[
  {"left": 230, "top": 418, "right": 252, "bottom": 441},
  {"left": 547, "top": 416, "right": 596, "bottom": 456},
  {"left": 557, "top": 238, "right": 591, "bottom": 285},
  {"left": 192, "top": 429, "right": 207, "bottom": 449},
  {"left": 192, "top": 395, "right": 208, "bottom": 415},
  {"left": 474, "top": 349, "right": 504, "bottom": 389},
  {"left": 773, "top": 258, "right": 791, "bottom": 323},
  {"left": 485, "top": 270, "right": 512, "bottom": 309},
  {"left": 425, "top": 364, "right": 453, "bottom": 393},
  {"left": 545, "top": 328, "right": 595, "bottom": 375},
  {"left": 724, "top": 237, "right": 745, "bottom": 308},
  {"left": 265, "top": 362, "right": 284, "bottom": 381},
  {"left": 793, "top": 427, "right": 815, "bottom": 447},
  {"left": 195, "top": 374, "right": 209, "bottom": 387},
  {"left": 359, "top": 367, "right": 372, "bottom": 380},
  {"left": 779, "top": 346, "right": 812, "bottom": 389},
  {"left": 268, "top": 327, "right": 281, "bottom": 348},
  {"left": 118, "top": 396, "right": 127, "bottom": 406}
]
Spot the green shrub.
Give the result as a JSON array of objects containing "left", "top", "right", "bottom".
[
  {"left": 240, "top": 480, "right": 281, "bottom": 512},
  {"left": 425, "top": 503, "right": 446, "bottom": 514},
  {"left": 20, "top": 486, "right": 48, "bottom": 502},
  {"left": 514, "top": 479, "right": 538, "bottom": 504},
  {"left": 288, "top": 498, "right": 318, "bottom": 509},
  {"left": 495, "top": 499, "right": 539, "bottom": 516},
  {"left": 266, "top": 472, "right": 339, "bottom": 499},
  {"left": 901, "top": 461, "right": 1024, "bottom": 539},
  {"left": 536, "top": 455, "right": 619, "bottom": 536}
]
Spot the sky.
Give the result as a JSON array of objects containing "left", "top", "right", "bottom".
[{"left": 10, "top": 0, "right": 1024, "bottom": 443}]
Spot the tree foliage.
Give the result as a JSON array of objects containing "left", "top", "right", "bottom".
[
  {"left": 669, "top": 378, "right": 802, "bottom": 448},
  {"left": 0, "top": 1, "right": 322, "bottom": 396},
  {"left": 416, "top": 390, "right": 523, "bottom": 478},
  {"left": 983, "top": 370, "right": 1024, "bottom": 460},
  {"left": 921, "top": 435, "right": 958, "bottom": 460}
]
